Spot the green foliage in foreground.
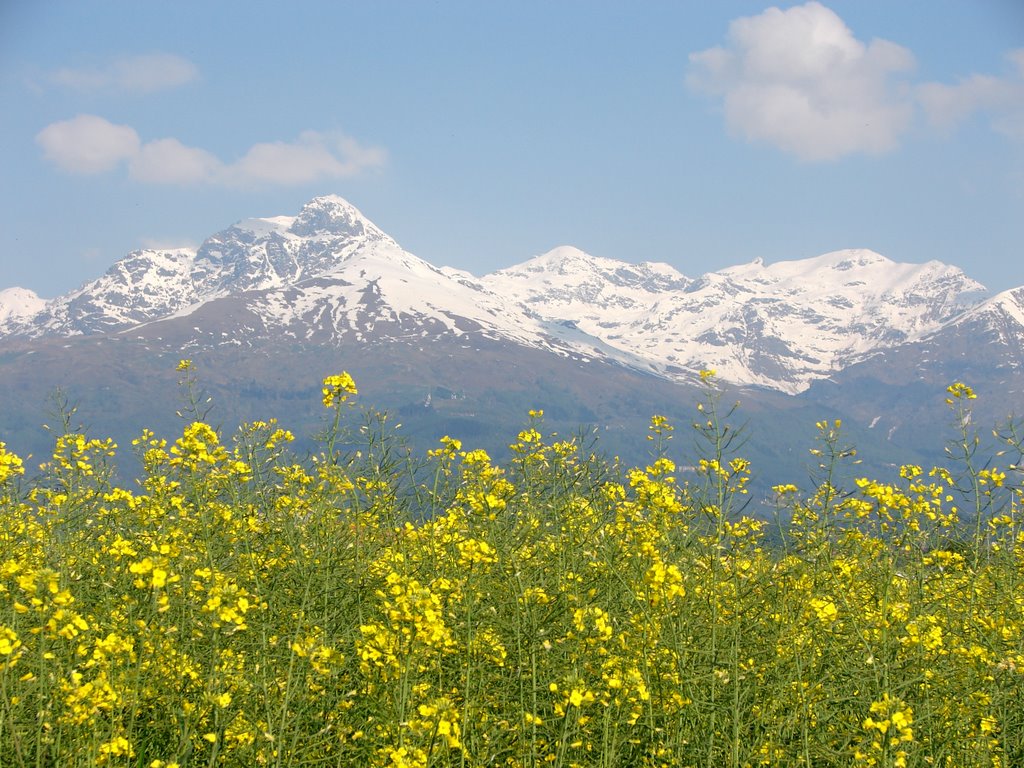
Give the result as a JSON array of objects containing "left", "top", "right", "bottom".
[{"left": 0, "top": 369, "right": 1022, "bottom": 767}]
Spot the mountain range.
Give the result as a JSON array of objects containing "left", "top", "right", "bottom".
[{"left": 1, "top": 195, "right": 1021, "bottom": 495}]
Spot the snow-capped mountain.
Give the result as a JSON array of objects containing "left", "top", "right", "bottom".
[
  {"left": 796, "top": 284, "right": 1024, "bottom": 449},
  {"left": 2, "top": 194, "right": 1023, "bottom": 494},
  {"left": 153, "top": 235, "right": 646, "bottom": 370},
  {"left": 0, "top": 196, "right": 639, "bottom": 371},
  {"left": 482, "top": 245, "right": 693, "bottom": 312},
  {"left": 484, "top": 247, "right": 987, "bottom": 393},
  {"left": 0, "top": 195, "right": 1015, "bottom": 396},
  {"left": 0, "top": 196, "right": 408, "bottom": 337},
  {"left": 0, "top": 287, "right": 46, "bottom": 325},
  {"left": 940, "top": 286, "right": 1024, "bottom": 352}
]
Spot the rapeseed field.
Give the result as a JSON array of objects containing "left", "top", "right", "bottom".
[{"left": 0, "top": 365, "right": 1021, "bottom": 767}]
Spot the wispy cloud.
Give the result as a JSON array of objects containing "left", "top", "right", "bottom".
[
  {"left": 918, "top": 49, "right": 1024, "bottom": 141},
  {"left": 688, "top": 2, "right": 915, "bottom": 162},
  {"left": 35, "top": 115, "right": 387, "bottom": 186},
  {"left": 50, "top": 53, "right": 199, "bottom": 94},
  {"left": 226, "top": 132, "right": 389, "bottom": 186}
]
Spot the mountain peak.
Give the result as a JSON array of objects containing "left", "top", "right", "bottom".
[
  {"left": 952, "top": 286, "right": 1024, "bottom": 329},
  {"left": 0, "top": 286, "right": 46, "bottom": 324},
  {"left": 542, "top": 245, "right": 593, "bottom": 261},
  {"left": 288, "top": 195, "right": 386, "bottom": 239},
  {"left": 720, "top": 248, "right": 890, "bottom": 277},
  {"left": 713, "top": 249, "right": 983, "bottom": 297},
  {"left": 815, "top": 248, "right": 892, "bottom": 271},
  {"left": 511, "top": 246, "right": 599, "bottom": 272}
]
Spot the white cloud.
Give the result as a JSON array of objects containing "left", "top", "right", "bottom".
[
  {"left": 50, "top": 53, "right": 199, "bottom": 94},
  {"left": 129, "top": 138, "right": 222, "bottom": 184},
  {"left": 36, "top": 115, "right": 387, "bottom": 186},
  {"left": 688, "top": 2, "right": 915, "bottom": 161},
  {"left": 226, "top": 131, "right": 389, "bottom": 186},
  {"left": 918, "top": 49, "right": 1024, "bottom": 140},
  {"left": 917, "top": 76, "right": 1012, "bottom": 131},
  {"left": 35, "top": 114, "right": 141, "bottom": 173}
]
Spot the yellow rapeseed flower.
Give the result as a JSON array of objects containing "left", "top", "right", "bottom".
[
  {"left": 322, "top": 372, "right": 358, "bottom": 407},
  {"left": 945, "top": 381, "right": 976, "bottom": 403},
  {"left": 0, "top": 626, "right": 22, "bottom": 657},
  {"left": 97, "top": 736, "right": 134, "bottom": 763},
  {"left": 0, "top": 441, "right": 24, "bottom": 483}
]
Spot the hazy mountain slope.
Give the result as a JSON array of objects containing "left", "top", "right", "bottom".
[
  {"left": 799, "top": 286, "right": 1024, "bottom": 453},
  {"left": 0, "top": 322, "right": 914, "bottom": 506}
]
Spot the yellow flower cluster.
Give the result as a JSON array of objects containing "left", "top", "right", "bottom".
[
  {"left": 321, "top": 371, "right": 358, "bottom": 407},
  {"left": 0, "top": 372, "right": 1021, "bottom": 766},
  {"left": 856, "top": 694, "right": 915, "bottom": 766},
  {"left": 0, "top": 441, "right": 24, "bottom": 484}
]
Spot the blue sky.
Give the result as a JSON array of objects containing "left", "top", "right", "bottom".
[{"left": 1, "top": 1, "right": 1022, "bottom": 298}]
